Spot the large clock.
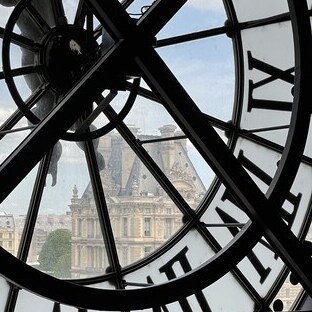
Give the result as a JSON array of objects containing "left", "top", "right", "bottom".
[{"left": 0, "top": 0, "right": 311, "bottom": 311}]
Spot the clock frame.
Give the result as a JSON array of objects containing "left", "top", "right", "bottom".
[{"left": 0, "top": 0, "right": 311, "bottom": 311}]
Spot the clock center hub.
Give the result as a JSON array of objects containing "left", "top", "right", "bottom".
[{"left": 41, "top": 26, "right": 100, "bottom": 93}]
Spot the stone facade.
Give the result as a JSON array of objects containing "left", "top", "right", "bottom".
[
  {"left": 14, "top": 214, "right": 71, "bottom": 263},
  {"left": 70, "top": 125, "right": 206, "bottom": 278},
  {"left": 0, "top": 212, "right": 16, "bottom": 255}
]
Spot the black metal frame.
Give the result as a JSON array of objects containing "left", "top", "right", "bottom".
[{"left": 0, "top": 0, "right": 311, "bottom": 310}]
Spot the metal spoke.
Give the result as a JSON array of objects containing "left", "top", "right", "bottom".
[
  {"left": 75, "top": 92, "right": 117, "bottom": 134},
  {"left": 239, "top": 12, "right": 291, "bottom": 31},
  {"left": 51, "top": 0, "right": 67, "bottom": 26},
  {"left": 131, "top": 0, "right": 312, "bottom": 291},
  {"left": 245, "top": 125, "right": 290, "bottom": 133},
  {"left": 0, "top": 0, "right": 311, "bottom": 308},
  {"left": 0, "top": 65, "right": 42, "bottom": 80},
  {"left": 25, "top": 3, "right": 51, "bottom": 34},
  {"left": 74, "top": 0, "right": 87, "bottom": 27},
  {"left": 103, "top": 103, "right": 195, "bottom": 219},
  {"left": 0, "top": 27, "right": 41, "bottom": 51},
  {"left": 0, "top": 82, "right": 50, "bottom": 141},
  {"left": 83, "top": 139, "right": 124, "bottom": 288},
  {"left": 0, "top": 39, "right": 127, "bottom": 205},
  {"left": 239, "top": 130, "right": 312, "bottom": 167},
  {"left": 156, "top": 12, "right": 293, "bottom": 48},
  {"left": 126, "top": 80, "right": 159, "bottom": 103},
  {"left": 0, "top": 125, "right": 34, "bottom": 136},
  {"left": 86, "top": 7, "right": 94, "bottom": 45},
  {"left": 202, "top": 222, "right": 245, "bottom": 228},
  {"left": 140, "top": 134, "right": 186, "bottom": 145},
  {"left": 120, "top": 0, "right": 137, "bottom": 8},
  {"left": 5, "top": 149, "right": 53, "bottom": 312},
  {"left": 18, "top": 150, "right": 54, "bottom": 262},
  {"left": 203, "top": 114, "right": 312, "bottom": 166},
  {"left": 156, "top": 25, "right": 229, "bottom": 48}
]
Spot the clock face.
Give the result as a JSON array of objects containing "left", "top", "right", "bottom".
[{"left": 0, "top": 0, "right": 311, "bottom": 311}]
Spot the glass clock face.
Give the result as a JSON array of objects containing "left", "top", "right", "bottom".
[{"left": 0, "top": 0, "right": 311, "bottom": 311}]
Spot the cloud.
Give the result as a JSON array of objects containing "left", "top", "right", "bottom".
[
  {"left": 186, "top": 0, "right": 224, "bottom": 12},
  {"left": 0, "top": 6, "right": 13, "bottom": 27},
  {"left": 0, "top": 107, "right": 14, "bottom": 123}
]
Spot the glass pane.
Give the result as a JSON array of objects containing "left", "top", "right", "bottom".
[
  {"left": 15, "top": 289, "right": 54, "bottom": 311},
  {"left": 0, "top": 166, "right": 38, "bottom": 257},
  {"left": 287, "top": 162, "right": 312, "bottom": 237},
  {"left": 0, "top": 276, "right": 10, "bottom": 310},
  {"left": 0, "top": 212, "right": 16, "bottom": 254},
  {"left": 26, "top": 140, "right": 108, "bottom": 279},
  {"left": 272, "top": 273, "right": 302, "bottom": 311},
  {"left": 101, "top": 133, "right": 184, "bottom": 265},
  {"left": 70, "top": 184, "right": 108, "bottom": 279},
  {"left": 92, "top": 232, "right": 255, "bottom": 311},
  {"left": 141, "top": 137, "right": 209, "bottom": 206},
  {"left": 157, "top": 0, "right": 227, "bottom": 39},
  {"left": 63, "top": 0, "right": 79, "bottom": 24},
  {"left": 232, "top": 0, "right": 289, "bottom": 22},
  {"left": 157, "top": 35, "right": 235, "bottom": 122},
  {"left": 0, "top": 117, "right": 31, "bottom": 164},
  {"left": 304, "top": 118, "right": 312, "bottom": 158},
  {"left": 97, "top": 229, "right": 216, "bottom": 288},
  {"left": 29, "top": 217, "right": 72, "bottom": 277},
  {"left": 237, "top": 241, "right": 284, "bottom": 297},
  {"left": 124, "top": 93, "right": 179, "bottom": 135},
  {"left": 0, "top": 80, "right": 17, "bottom": 116},
  {"left": 239, "top": 21, "right": 294, "bottom": 147},
  {"left": 0, "top": 6, "right": 13, "bottom": 28}
]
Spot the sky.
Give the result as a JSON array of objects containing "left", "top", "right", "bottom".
[{"left": 0, "top": 0, "right": 234, "bottom": 215}]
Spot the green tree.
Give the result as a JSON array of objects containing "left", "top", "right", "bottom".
[{"left": 38, "top": 229, "right": 71, "bottom": 278}]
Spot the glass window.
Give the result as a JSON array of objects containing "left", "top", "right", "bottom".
[
  {"left": 144, "top": 218, "right": 151, "bottom": 236},
  {"left": 77, "top": 219, "right": 82, "bottom": 236},
  {"left": 122, "top": 217, "right": 128, "bottom": 237},
  {"left": 144, "top": 246, "right": 152, "bottom": 257},
  {"left": 123, "top": 246, "right": 129, "bottom": 266},
  {"left": 164, "top": 218, "right": 172, "bottom": 239}
]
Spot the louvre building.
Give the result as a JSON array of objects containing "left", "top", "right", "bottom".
[{"left": 69, "top": 125, "right": 206, "bottom": 278}]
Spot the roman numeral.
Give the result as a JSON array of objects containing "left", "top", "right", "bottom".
[
  {"left": 147, "top": 275, "right": 169, "bottom": 312},
  {"left": 247, "top": 51, "right": 294, "bottom": 112},
  {"left": 147, "top": 247, "right": 211, "bottom": 312},
  {"left": 237, "top": 150, "right": 301, "bottom": 226},
  {"left": 215, "top": 150, "right": 302, "bottom": 284},
  {"left": 52, "top": 303, "right": 61, "bottom": 312},
  {"left": 216, "top": 207, "right": 271, "bottom": 284}
]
